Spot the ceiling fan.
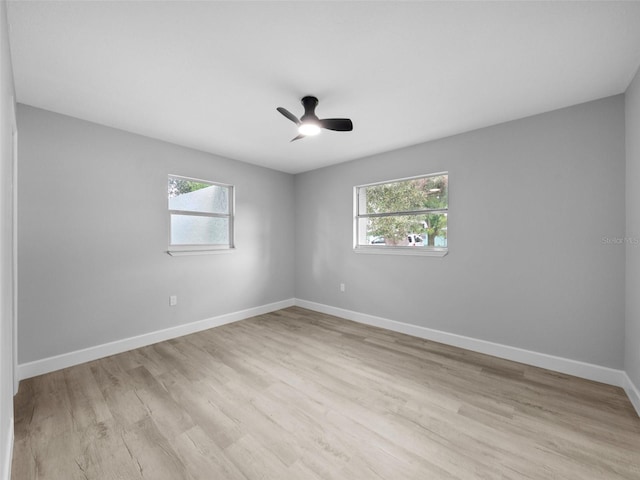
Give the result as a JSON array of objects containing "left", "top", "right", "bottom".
[{"left": 277, "top": 96, "right": 353, "bottom": 142}]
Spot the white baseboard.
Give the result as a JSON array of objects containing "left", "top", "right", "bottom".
[
  {"left": 14, "top": 297, "right": 640, "bottom": 419},
  {"left": 295, "top": 299, "right": 632, "bottom": 395},
  {"left": 18, "top": 298, "right": 295, "bottom": 380},
  {"left": 623, "top": 373, "right": 640, "bottom": 416},
  {"left": 1, "top": 417, "right": 13, "bottom": 480}
]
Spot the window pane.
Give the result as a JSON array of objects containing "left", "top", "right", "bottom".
[
  {"left": 358, "top": 213, "right": 447, "bottom": 247},
  {"left": 359, "top": 175, "right": 448, "bottom": 215},
  {"left": 168, "top": 178, "right": 229, "bottom": 215},
  {"left": 170, "top": 214, "right": 229, "bottom": 245}
]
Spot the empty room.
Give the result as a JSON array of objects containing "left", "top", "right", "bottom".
[{"left": 2, "top": 1, "right": 640, "bottom": 479}]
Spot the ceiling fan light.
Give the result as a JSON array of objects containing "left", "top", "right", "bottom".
[{"left": 298, "top": 122, "right": 321, "bottom": 136}]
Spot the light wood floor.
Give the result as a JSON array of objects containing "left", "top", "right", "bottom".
[{"left": 12, "top": 307, "right": 640, "bottom": 479}]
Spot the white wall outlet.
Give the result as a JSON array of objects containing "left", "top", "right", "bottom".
[
  {"left": 340, "top": 283, "right": 346, "bottom": 292},
  {"left": 169, "top": 295, "right": 177, "bottom": 306}
]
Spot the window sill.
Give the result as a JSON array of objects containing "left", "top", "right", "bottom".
[
  {"left": 167, "top": 247, "right": 236, "bottom": 256},
  {"left": 353, "top": 246, "right": 448, "bottom": 257}
]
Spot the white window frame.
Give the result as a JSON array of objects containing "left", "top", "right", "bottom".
[
  {"left": 167, "top": 174, "right": 235, "bottom": 256},
  {"left": 354, "top": 172, "right": 448, "bottom": 257}
]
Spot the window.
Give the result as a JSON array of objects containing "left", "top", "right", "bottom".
[
  {"left": 168, "top": 175, "right": 234, "bottom": 254},
  {"left": 354, "top": 172, "right": 448, "bottom": 256}
]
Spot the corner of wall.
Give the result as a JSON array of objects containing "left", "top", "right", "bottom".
[
  {"left": 1, "top": 0, "right": 17, "bottom": 477},
  {"left": 1, "top": 418, "right": 12, "bottom": 480},
  {"left": 625, "top": 63, "right": 640, "bottom": 415}
]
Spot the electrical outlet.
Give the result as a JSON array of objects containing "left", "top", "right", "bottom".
[
  {"left": 170, "top": 295, "right": 177, "bottom": 306},
  {"left": 340, "top": 283, "right": 346, "bottom": 292}
]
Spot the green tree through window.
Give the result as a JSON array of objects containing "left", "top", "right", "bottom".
[
  {"left": 168, "top": 178, "right": 210, "bottom": 198},
  {"left": 356, "top": 173, "right": 448, "bottom": 250}
]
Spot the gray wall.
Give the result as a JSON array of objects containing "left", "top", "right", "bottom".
[
  {"left": 295, "top": 96, "right": 626, "bottom": 369},
  {"left": 17, "top": 105, "right": 295, "bottom": 364},
  {"left": 0, "top": 0, "right": 16, "bottom": 475},
  {"left": 14, "top": 93, "right": 632, "bottom": 376},
  {"left": 626, "top": 67, "right": 640, "bottom": 390}
]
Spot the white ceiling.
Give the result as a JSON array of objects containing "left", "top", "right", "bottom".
[{"left": 7, "top": 1, "right": 640, "bottom": 174}]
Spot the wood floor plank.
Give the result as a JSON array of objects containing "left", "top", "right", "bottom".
[
  {"left": 12, "top": 306, "right": 640, "bottom": 479},
  {"left": 172, "top": 426, "right": 248, "bottom": 480}
]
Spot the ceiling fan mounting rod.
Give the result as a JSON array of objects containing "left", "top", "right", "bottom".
[{"left": 301, "top": 96, "right": 319, "bottom": 121}]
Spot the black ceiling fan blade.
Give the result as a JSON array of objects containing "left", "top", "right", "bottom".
[
  {"left": 290, "top": 133, "right": 305, "bottom": 142},
  {"left": 277, "top": 107, "right": 300, "bottom": 125},
  {"left": 319, "top": 118, "right": 353, "bottom": 132}
]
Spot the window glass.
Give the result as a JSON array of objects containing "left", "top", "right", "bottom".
[
  {"left": 357, "top": 213, "right": 448, "bottom": 247},
  {"left": 168, "top": 178, "right": 229, "bottom": 215},
  {"left": 168, "top": 175, "right": 234, "bottom": 250},
  {"left": 355, "top": 173, "right": 448, "bottom": 253},
  {"left": 170, "top": 215, "right": 229, "bottom": 246}
]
